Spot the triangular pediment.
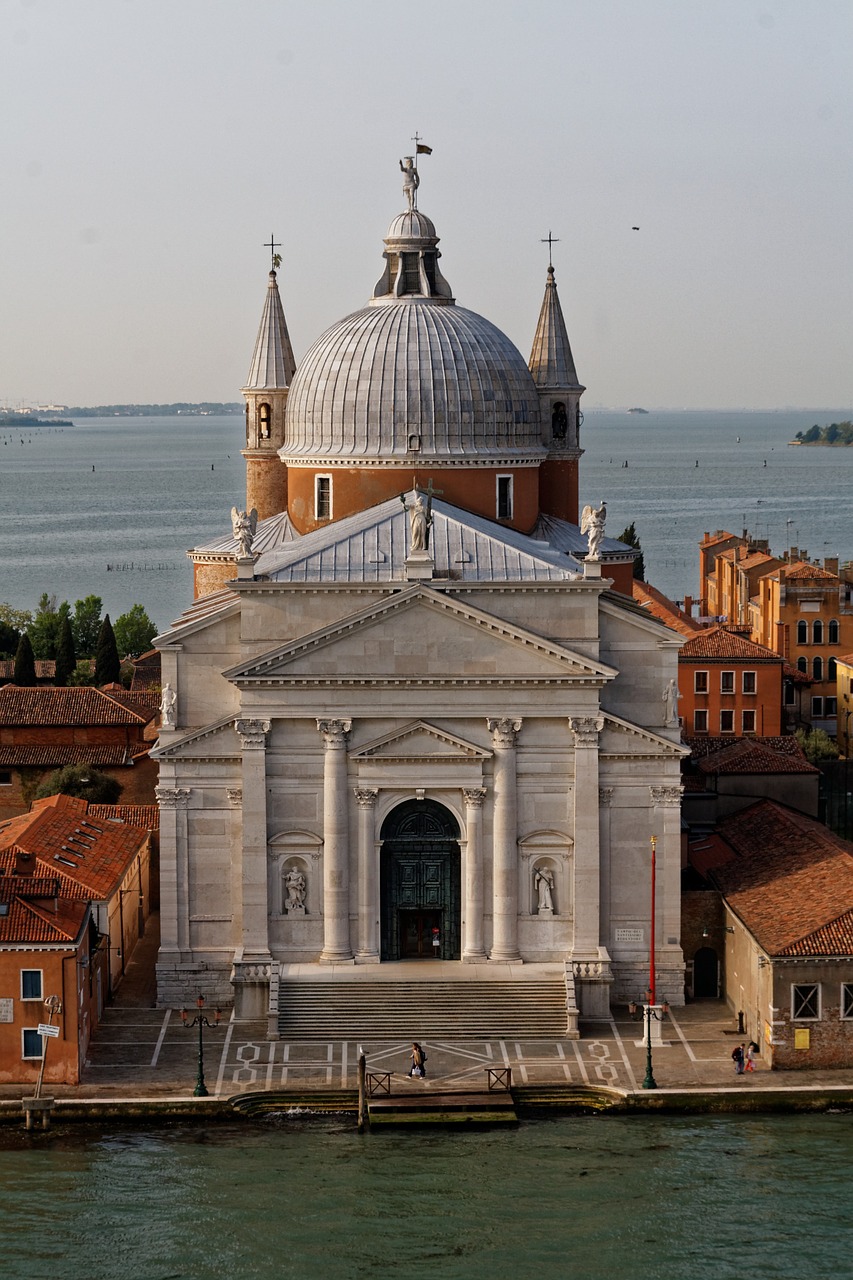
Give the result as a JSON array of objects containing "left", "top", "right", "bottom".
[
  {"left": 223, "top": 585, "right": 616, "bottom": 688},
  {"left": 600, "top": 712, "right": 688, "bottom": 759},
  {"left": 351, "top": 720, "right": 491, "bottom": 763},
  {"left": 150, "top": 717, "right": 242, "bottom": 762}
]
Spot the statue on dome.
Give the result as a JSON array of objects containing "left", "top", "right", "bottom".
[
  {"left": 581, "top": 501, "right": 607, "bottom": 560},
  {"left": 400, "top": 156, "right": 420, "bottom": 212},
  {"left": 231, "top": 506, "right": 258, "bottom": 558}
]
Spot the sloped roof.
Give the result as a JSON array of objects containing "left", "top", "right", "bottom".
[
  {"left": 711, "top": 801, "right": 853, "bottom": 956},
  {"left": 130, "top": 650, "right": 161, "bottom": 691},
  {"left": 781, "top": 561, "right": 837, "bottom": 581},
  {"left": 678, "top": 625, "right": 782, "bottom": 662},
  {"left": 191, "top": 509, "right": 300, "bottom": 558},
  {"left": 89, "top": 803, "right": 160, "bottom": 829},
  {"left": 694, "top": 739, "right": 817, "bottom": 776},
  {"left": 532, "top": 512, "right": 634, "bottom": 559},
  {"left": 700, "top": 530, "right": 737, "bottom": 548},
  {"left": 0, "top": 745, "right": 131, "bottom": 768},
  {"left": 0, "top": 660, "right": 56, "bottom": 680},
  {"left": 528, "top": 266, "right": 581, "bottom": 389},
  {"left": 0, "top": 896, "right": 88, "bottom": 946},
  {"left": 244, "top": 270, "right": 296, "bottom": 390},
  {"left": 0, "top": 687, "right": 148, "bottom": 727},
  {"left": 632, "top": 580, "right": 700, "bottom": 638},
  {"left": 685, "top": 735, "right": 805, "bottom": 760}
]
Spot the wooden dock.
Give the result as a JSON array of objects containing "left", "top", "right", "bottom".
[{"left": 367, "top": 1088, "right": 517, "bottom": 1127}]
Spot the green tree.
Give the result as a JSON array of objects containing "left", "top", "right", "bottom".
[
  {"left": 94, "top": 614, "right": 121, "bottom": 686},
  {"left": 53, "top": 615, "right": 77, "bottom": 687},
  {"left": 28, "top": 593, "right": 70, "bottom": 660},
  {"left": 67, "top": 659, "right": 97, "bottom": 687},
  {"left": 825, "top": 422, "right": 840, "bottom": 443},
  {"left": 795, "top": 727, "right": 839, "bottom": 763},
  {"left": 114, "top": 604, "right": 158, "bottom": 658},
  {"left": 802, "top": 424, "right": 821, "bottom": 443},
  {"left": 33, "top": 762, "right": 122, "bottom": 805},
  {"left": 0, "top": 603, "right": 34, "bottom": 633},
  {"left": 0, "top": 620, "right": 21, "bottom": 659},
  {"left": 72, "top": 595, "right": 103, "bottom": 657},
  {"left": 617, "top": 521, "right": 646, "bottom": 581},
  {"left": 13, "top": 633, "right": 38, "bottom": 686}
]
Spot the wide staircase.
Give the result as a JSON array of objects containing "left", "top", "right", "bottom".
[{"left": 277, "top": 978, "right": 569, "bottom": 1040}]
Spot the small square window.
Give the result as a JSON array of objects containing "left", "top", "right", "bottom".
[
  {"left": 720, "top": 671, "right": 735, "bottom": 694},
  {"left": 742, "top": 710, "right": 756, "bottom": 733},
  {"left": 694, "top": 671, "right": 708, "bottom": 694},
  {"left": 811, "top": 696, "right": 823, "bottom": 717},
  {"left": 742, "top": 671, "right": 756, "bottom": 694},
  {"left": 21, "top": 970, "right": 42, "bottom": 1001},
  {"left": 693, "top": 709, "right": 708, "bottom": 733},
  {"left": 720, "top": 710, "right": 734, "bottom": 733},
  {"left": 841, "top": 984, "right": 853, "bottom": 1020},
  {"left": 792, "top": 983, "right": 820, "bottom": 1020},
  {"left": 22, "top": 1029, "right": 44, "bottom": 1060},
  {"left": 0, "top": 770, "right": 11, "bottom": 786}
]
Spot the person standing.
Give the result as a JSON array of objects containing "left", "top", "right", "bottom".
[
  {"left": 745, "top": 1041, "right": 758, "bottom": 1072},
  {"left": 409, "top": 1042, "right": 427, "bottom": 1078},
  {"left": 732, "top": 1043, "right": 745, "bottom": 1075}
]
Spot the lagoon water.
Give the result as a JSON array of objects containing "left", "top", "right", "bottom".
[
  {"left": 1, "top": 1114, "right": 852, "bottom": 1280},
  {"left": 1, "top": 408, "right": 852, "bottom": 633}
]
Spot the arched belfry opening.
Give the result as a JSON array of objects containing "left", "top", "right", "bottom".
[{"left": 379, "top": 799, "right": 461, "bottom": 961}]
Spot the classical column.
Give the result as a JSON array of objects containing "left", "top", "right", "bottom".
[
  {"left": 568, "top": 716, "right": 604, "bottom": 958},
  {"left": 155, "top": 786, "right": 191, "bottom": 961},
  {"left": 462, "top": 788, "right": 487, "bottom": 961},
  {"left": 649, "top": 784, "right": 683, "bottom": 972},
  {"left": 487, "top": 718, "right": 522, "bottom": 962},
  {"left": 227, "top": 787, "right": 243, "bottom": 950},
  {"left": 598, "top": 786, "right": 614, "bottom": 950},
  {"left": 317, "top": 719, "right": 353, "bottom": 962},
  {"left": 234, "top": 719, "right": 271, "bottom": 963},
  {"left": 354, "top": 788, "right": 378, "bottom": 962}
]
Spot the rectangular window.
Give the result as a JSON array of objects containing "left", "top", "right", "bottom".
[
  {"left": 22, "top": 1029, "right": 43, "bottom": 1060},
  {"left": 784, "top": 683, "right": 795, "bottom": 706},
  {"left": 0, "top": 770, "right": 11, "bottom": 785},
  {"left": 720, "top": 710, "right": 734, "bottom": 733},
  {"left": 811, "top": 696, "right": 823, "bottom": 717},
  {"left": 825, "top": 697, "right": 837, "bottom": 715},
  {"left": 841, "top": 984, "right": 853, "bottom": 1020},
  {"left": 742, "top": 710, "right": 756, "bottom": 733},
  {"left": 496, "top": 475, "right": 513, "bottom": 520},
  {"left": 315, "top": 476, "right": 331, "bottom": 521},
  {"left": 693, "top": 709, "right": 708, "bottom": 733},
  {"left": 694, "top": 671, "right": 708, "bottom": 694},
  {"left": 720, "top": 671, "right": 735, "bottom": 694},
  {"left": 792, "top": 983, "right": 820, "bottom": 1020},
  {"left": 742, "top": 671, "right": 757, "bottom": 694},
  {"left": 20, "top": 970, "right": 42, "bottom": 1001}
]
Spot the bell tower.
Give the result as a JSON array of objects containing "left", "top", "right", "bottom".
[
  {"left": 529, "top": 262, "right": 585, "bottom": 525},
  {"left": 242, "top": 251, "right": 296, "bottom": 521}
]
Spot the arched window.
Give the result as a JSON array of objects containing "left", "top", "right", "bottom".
[
  {"left": 813, "top": 656, "right": 823, "bottom": 682},
  {"left": 813, "top": 619, "right": 823, "bottom": 645},
  {"left": 828, "top": 657, "right": 837, "bottom": 682},
  {"left": 259, "top": 403, "right": 271, "bottom": 440},
  {"left": 829, "top": 619, "right": 840, "bottom": 644},
  {"left": 797, "top": 657, "right": 807, "bottom": 673},
  {"left": 797, "top": 620, "right": 808, "bottom": 644}
]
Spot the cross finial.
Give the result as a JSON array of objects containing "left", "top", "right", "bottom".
[
  {"left": 541, "top": 231, "right": 560, "bottom": 270},
  {"left": 264, "top": 234, "right": 281, "bottom": 271}
]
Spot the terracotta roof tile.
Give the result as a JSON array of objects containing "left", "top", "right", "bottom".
[
  {"left": 89, "top": 803, "right": 160, "bottom": 830},
  {"left": 701, "top": 531, "right": 737, "bottom": 547},
  {"left": 779, "top": 911, "right": 853, "bottom": 957},
  {"left": 679, "top": 625, "right": 782, "bottom": 661},
  {"left": 0, "top": 661, "right": 56, "bottom": 680},
  {"left": 0, "top": 897, "right": 88, "bottom": 945},
  {"left": 632, "top": 581, "right": 701, "bottom": 638},
  {"left": 0, "top": 745, "right": 131, "bottom": 767},
  {"left": 781, "top": 561, "right": 837, "bottom": 581},
  {"left": 694, "top": 739, "right": 817, "bottom": 776},
  {"left": 685, "top": 735, "right": 804, "bottom": 760},
  {"left": 0, "top": 687, "right": 147, "bottom": 726}
]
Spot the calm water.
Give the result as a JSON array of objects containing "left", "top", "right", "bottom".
[
  {"left": 1, "top": 408, "right": 852, "bottom": 631},
  {"left": 1, "top": 1114, "right": 851, "bottom": 1280}
]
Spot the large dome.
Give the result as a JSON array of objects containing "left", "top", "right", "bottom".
[{"left": 283, "top": 300, "right": 544, "bottom": 461}]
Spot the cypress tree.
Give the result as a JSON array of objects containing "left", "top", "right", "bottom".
[
  {"left": 54, "top": 615, "right": 77, "bottom": 687},
  {"left": 617, "top": 522, "right": 646, "bottom": 581},
  {"left": 14, "top": 633, "right": 38, "bottom": 686},
  {"left": 94, "top": 614, "right": 121, "bottom": 686}
]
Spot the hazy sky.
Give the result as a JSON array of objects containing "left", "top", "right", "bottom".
[{"left": 2, "top": 0, "right": 851, "bottom": 410}]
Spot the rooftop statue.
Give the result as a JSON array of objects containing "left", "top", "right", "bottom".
[
  {"left": 231, "top": 506, "right": 258, "bottom": 558},
  {"left": 581, "top": 501, "right": 607, "bottom": 561},
  {"left": 400, "top": 156, "right": 420, "bottom": 212}
]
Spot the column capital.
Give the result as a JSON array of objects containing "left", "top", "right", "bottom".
[
  {"left": 649, "top": 784, "right": 683, "bottom": 807},
  {"left": 155, "top": 786, "right": 191, "bottom": 810},
  {"left": 487, "top": 717, "right": 522, "bottom": 749},
  {"left": 463, "top": 787, "right": 487, "bottom": 809},
  {"left": 234, "top": 718, "right": 271, "bottom": 749},
  {"left": 598, "top": 786, "right": 614, "bottom": 807},
  {"left": 569, "top": 715, "right": 604, "bottom": 746},
  {"left": 227, "top": 787, "right": 243, "bottom": 808},
  {"left": 353, "top": 787, "right": 378, "bottom": 809},
  {"left": 317, "top": 718, "right": 352, "bottom": 748}
]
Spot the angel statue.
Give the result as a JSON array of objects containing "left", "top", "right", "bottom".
[
  {"left": 581, "top": 501, "right": 607, "bottom": 560},
  {"left": 231, "top": 506, "right": 258, "bottom": 559}
]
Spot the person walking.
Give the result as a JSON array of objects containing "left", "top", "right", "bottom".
[
  {"left": 745, "top": 1041, "right": 758, "bottom": 1072},
  {"left": 409, "top": 1042, "right": 427, "bottom": 1078},
  {"left": 732, "top": 1043, "right": 745, "bottom": 1075}
]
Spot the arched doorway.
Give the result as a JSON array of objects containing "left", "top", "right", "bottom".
[
  {"left": 693, "top": 946, "right": 720, "bottom": 998},
  {"left": 380, "top": 799, "right": 461, "bottom": 961}
]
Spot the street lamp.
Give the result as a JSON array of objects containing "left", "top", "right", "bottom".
[
  {"left": 180, "top": 995, "right": 221, "bottom": 1097},
  {"left": 628, "top": 991, "right": 670, "bottom": 1090}
]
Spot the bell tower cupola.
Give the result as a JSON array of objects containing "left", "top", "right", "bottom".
[
  {"left": 529, "top": 260, "right": 585, "bottom": 525},
  {"left": 242, "top": 247, "right": 296, "bottom": 521}
]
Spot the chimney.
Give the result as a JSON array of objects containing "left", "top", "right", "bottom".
[
  {"left": 684, "top": 595, "right": 694, "bottom": 616},
  {"left": 14, "top": 850, "right": 35, "bottom": 877},
  {"left": 824, "top": 557, "right": 838, "bottom": 576}
]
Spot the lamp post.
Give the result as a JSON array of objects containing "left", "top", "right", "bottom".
[
  {"left": 181, "top": 995, "right": 221, "bottom": 1097},
  {"left": 629, "top": 991, "right": 669, "bottom": 1090},
  {"left": 648, "top": 835, "right": 657, "bottom": 1007}
]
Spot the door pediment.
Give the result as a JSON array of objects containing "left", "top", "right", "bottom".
[{"left": 351, "top": 720, "right": 491, "bottom": 764}]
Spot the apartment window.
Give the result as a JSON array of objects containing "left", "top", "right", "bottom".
[
  {"left": 813, "top": 620, "right": 824, "bottom": 645},
  {"left": 0, "top": 770, "right": 11, "bottom": 786},
  {"left": 825, "top": 697, "right": 837, "bottom": 716},
  {"left": 828, "top": 657, "right": 837, "bottom": 682},
  {"left": 742, "top": 710, "right": 756, "bottom": 733},
  {"left": 792, "top": 983, "right": 820, "bottom": 1020},
  {"left": 315, "top": 476, "right": 331, "bottom": 521},
  {"left": 22, "top": 1029, "right": 44, "bottom": 1060},
  {"left": 811, "top": 696, "right": 823, "bottom": 717},
  {"left": 784, "top": 683, "right": 795, "bottom": 706},
  {"left": 694, "top": 671, "right": 709, "bottom": 694},
  {"left": 842, "top": 984, "right": 853, "bottom": 1020},
  {"left": 813, "top": 657, "right": 823, "bottom": 682},
  {"left": 742, "top": 671, "right": 757, "bottom": 694},
  {"left": 720, "top": 671, "right": 735, "bottom": 694},
  {"left": 720, "top": 710, "right": 735, "bottom": 733},
  {"left": 797, "top": 657, "right": 807, "bottom": 674},
  {"left": 496, "top": 475, "right": 513, "bottom": 520},
  {"left": 693, "top": 709, "right": 708, "bottom": 733},
  {"left": 797, "top": 620, "right": 808, "bottom": 644},
  {"left": 829, "top": 619, "right": 840, "bottom": 645},
  {"left": 20, "top": 970, "right": 42, "bottom": 1001}
]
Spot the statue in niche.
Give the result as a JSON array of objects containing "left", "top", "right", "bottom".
[
  {"left": 160, "top": 682, "right": 177, "bottom": 729},
  {"left": 284, "top": 867, "right": 307, "bottom": 915},
  {"left": 552, "top": 402, "right": 567, "bottom": 440},
  {"left": 662, "top": 678, "right": 681, "bottom": 727},
  {"left": 400, "top": 156, "right": 419, "bottom": 212},
  {"left": 231, "top": 506, "right": 258, "bottom": 559},
  {"left": 534, "top": 865, "right": 555, "bottom": 914},
  {"left": 581, "top": 501, "right": 607, "bottom": 560}
]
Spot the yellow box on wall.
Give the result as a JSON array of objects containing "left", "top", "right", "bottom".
[{"left": 794, "top": 1028, "right": 811, "bottom": 1050}]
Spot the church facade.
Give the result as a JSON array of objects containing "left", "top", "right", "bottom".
[{"left": 154, "top": 161, "right": 685, "bottom": 1026}]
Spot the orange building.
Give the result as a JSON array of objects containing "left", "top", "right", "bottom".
[{"left": 678, "top": 625, "right": 784, "bottom": 737}]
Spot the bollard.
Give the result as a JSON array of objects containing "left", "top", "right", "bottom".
[{"left": 357, "top": 1051, "right": 367, "bottom": 1133}]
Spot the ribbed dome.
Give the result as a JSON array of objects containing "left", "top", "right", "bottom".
[
  {"left": 283, "top": 300, "right": 544, "bottom": 461},
  {"left": 385, "top": 210, "right": 437, "bottom": 241}
]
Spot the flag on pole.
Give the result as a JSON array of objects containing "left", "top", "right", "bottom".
[{"left": 416, "top": 143, "right": 433, "bottom": 155}]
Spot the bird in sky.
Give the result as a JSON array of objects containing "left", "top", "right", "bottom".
[{"left": 632, "top": 226, "right": 640, "bottom": 231}]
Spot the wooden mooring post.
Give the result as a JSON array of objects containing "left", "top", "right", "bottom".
[{"left": 357, "top": 1050, "right": 368, "bottom": 1133}]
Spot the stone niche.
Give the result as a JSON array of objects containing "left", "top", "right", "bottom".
[
  {"left": 518, "top": 830, "right": 573, "bottom": 960},
  {"left": 268, "top": 829, "right": 324, "bottom": 959}
]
